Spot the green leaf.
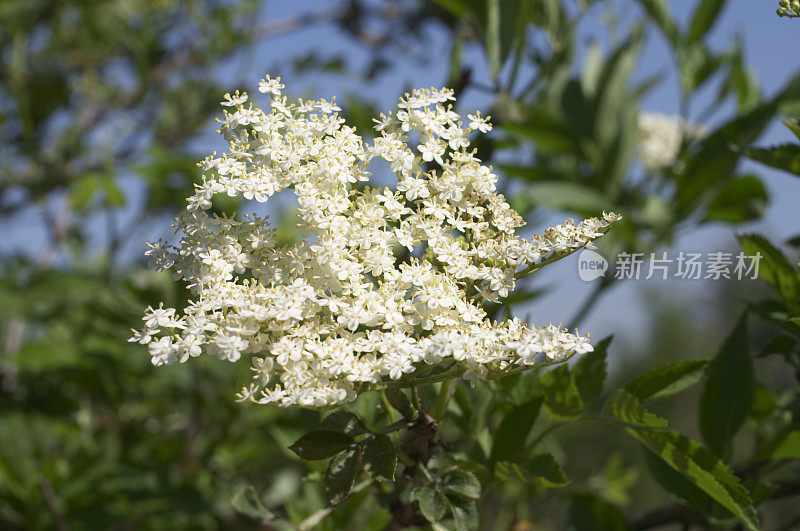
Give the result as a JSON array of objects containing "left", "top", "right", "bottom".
[
  {"left": 489, "top": 397, "right": 542, "bottom": 464},
  {"left": 568, "top": 494, "right": 628, "bottom": 531},
  {"left": 724, "top": 47, "right": 760, "bottom": 111},
  {"left": 503, "top": 110, "right": 579, "bottom": 153},
  {"left": 739, "top": 233, "right": 800, "bottom": 306},
  {"left": 626, "top": 428, "right": 758, "bottom": 530},
  {"left": 758, "top": 334, "right": 796, "bottom": 359},
  {"left": 635, "top": 0, "right": 679, "bottom": 45},
  {"left": 447, "top": 494, "right": 480, "bottom": 531},
  {"left": 443, "top": 469, "right": 481, "bottom": 499},
  {"left": 485, "top": 0, "right": 501, "bottom": 78},
  {"left": 527, "top": 453, "right": 570, "bottom": 487},
  {"left": 625, "top": 359, "right": 708, "bottom": 401},
  {"left": 323, "top": 446, "right": 362, "bottom": 505},
  {"left": 749, "top": 385, "right": 778, "bottom": 422},
  {"left": 522, "top": 181, "right": 613, "bottom": 216},
  {"left": 363, "top": 434, "right": 396, "bottom": 481},
  {"left": 321, "top": 412, "right": 370, "bottom": 437},
  {"left": 746, "top": 144, "right": 800, "bottom": 176},
  {"left": 757, "top": 429, "right": 800, "bottom": 460},
  {"left": 642, "top": 448, "right": 715, "bottom": 513},
  {"left": 384, "top": 388, "right": 416, "bottom": 418},
  {"left": 573, "top": 336, "right": 612, "bottom": 402},
  {"left": 541, "top": 366, "right": 585, "bottom": 417},
  {"left": 703, "top": 174, "right": 768, "bottom": 223},
  {"left": 483, "top": 0, "right": 530, "bottom": 78},
  {"left": 605, "top": 389, "right": 668, "bottom": 428},
  {"left": 677, "top": 98, "right": 776, "bottom": 214},
  {"left": 594, "top": 27, "right": 644, "bottom": 151},
  {"left": 430, "top": 0, "right": 471, "bottom": 18},
  {"left": 495, "top": 459, "right": 569, "bottom": 488},
  {"left": 677, "top": 43, "right": 727, "bottom": 92},
  {"left": 699, "top": 314, "right": 754, "bottom": 458},
  {"left": 688, "top": 0, "right": 727, "bottom": 44},
  {"left": 784, "top": 118, "right": 800, "bottom": 142},
  {"left": 412, "top": 486, "right": 447, "bottom": 522},
  {"left": 288, "top": 430, "right": 354, "bottom": 460}
]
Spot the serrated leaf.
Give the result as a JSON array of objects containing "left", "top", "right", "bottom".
[
  {"left": 642, "top": 449, "right": 714, "bottom": 514},
  {"left": 699, "top": 314, "right": 754, "bottom": 458},
  {"left": 489, "top": 397, "right": 542, "bottom": 464},
  {"left": 541, "top": 366, "right": 584, "bottom": 417},
  {"left": 412, "top": 486, "right": 447, "bottom": 522},
  {"left": 573, "top": 336, "right": 611, "bottom": 402},
  {"left": 320, "top": 411, "right": 370, "bottom": 437},
  {"left": 495, "top": 455, "right": 570, "bottom": 488},
  {"left": 363, "top": 434, "right": 396, "bottom": 481},
  {"left": 625, "top": 359, "right": 708, "bottom": 401},
  {"left": 688, "top": 0, "right": 727, "bottom": 44},
  {"left": 605, "top": 389, "right": 668, "bottom": 428},
  {"left": 626, "top": 428, "right": 759, "bottom": 530},
  {"left": 289, "top": 430, "right": 354, "bottom": 460},
  {"left": 747, "top": 144, "right": 800, "bottom": 176},
  {"left": 527, "top": 453, "right": 570, "bottom": 487},
  {"left": 739, "top": 233, "right": 800, "bottom": 306},
  {"left": 323, "top": 446, "right": 362, "bottom": 505},
  {"left": 443, "top": 469, "right": 481, "bottom": 499}
]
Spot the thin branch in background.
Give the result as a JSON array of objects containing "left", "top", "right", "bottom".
[
  {"left": 39, "top": 478, "right": 69, "bottom": 531},
  {"left": 568, "top": 276, "right": 614, "bottom": 330}
]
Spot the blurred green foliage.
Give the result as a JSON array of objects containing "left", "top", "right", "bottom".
[{"left": 1, "top": 0, "right": 800, "bottom": 530}]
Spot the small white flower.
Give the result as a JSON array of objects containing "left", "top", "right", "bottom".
[
  {"left": 220, "top": 91, "right": 248, "bottom": 107},
  {"left": 258, "top": 75, "right": 284, "bottom": 96}
]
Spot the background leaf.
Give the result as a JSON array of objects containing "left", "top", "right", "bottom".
[
  {"left": 541, "top": 366, "right": 585, "bottom": 417},
  {"left": 289, "top": 431, "right": 355, "bottom": 461},
  {"left": 699, "top": 314, "right": 754, "bottom": 458},
  {"left": 489, "top": 397, "right": 543, "bottom": 465}
]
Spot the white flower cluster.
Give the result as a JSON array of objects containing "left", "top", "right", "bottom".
[
  {"left": 637, "top": 112, "right": 706, "bottom": 171},
  {"left": 130, "top": 76, "right": 620, "bottom": 408}
]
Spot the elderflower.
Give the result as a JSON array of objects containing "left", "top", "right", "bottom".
[
  {"left": 130, "top": 77, "right": 621, "bottom": 409},
  {"left": 637, "top": 112, "right": 706, "bottom": 171}
]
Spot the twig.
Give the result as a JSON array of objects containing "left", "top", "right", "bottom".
[
  {"left": 567, "top": 276, "right": 613, "bottom": 330},
  {"left": 40, "top": 478, "right": 69, "bottom": 531}
]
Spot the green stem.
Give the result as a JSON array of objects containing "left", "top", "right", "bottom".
[
  {"left": 527, "top": 420, "right": 572, "bottom": 451},
  {"left": 432, "top": 379, "right": 457, "bottom": 420},
  {"left": 368, "top": 352, "right": 576, "bottom": 393},
  {"left": 513, "top": 232, "right": 611, "bottom": 281},
  {"left": 411, "top": 386, "right": 422, "bottom": 413}
]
